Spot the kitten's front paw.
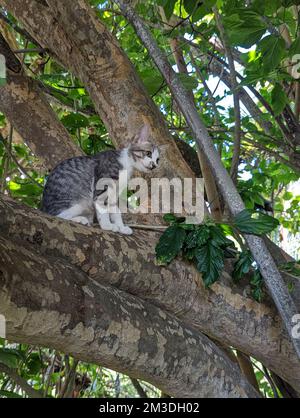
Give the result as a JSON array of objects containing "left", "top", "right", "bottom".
[
  {"left": 72, "top": 216, "right": 91, "bottom": 226},
  {"left": 101, "top": 223, "right": 119, "bottom": 232},
  {"left": 119, "top": 226, "right": 133, "bottom": 235}
]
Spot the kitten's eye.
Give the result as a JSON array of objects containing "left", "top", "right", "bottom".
[{"left": 146, "top": 151, "right": 152, "bottom": 158}]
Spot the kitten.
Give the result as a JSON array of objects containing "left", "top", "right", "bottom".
[{"left": 41, "top": 125, "right": 160, "bottom": 235}]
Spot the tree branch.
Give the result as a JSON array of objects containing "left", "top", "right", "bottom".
[
  {"left": 0, "top": 234, "right": 259, "bottom": 398},
  {"left": 1, "top": 195, "right": 300, "bottom": 392}
]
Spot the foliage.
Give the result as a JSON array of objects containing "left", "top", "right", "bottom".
[{"left": 155, "top": 211, "right": 278, "bottom": 296}]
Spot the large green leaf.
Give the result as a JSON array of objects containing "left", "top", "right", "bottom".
[
  {"left": 155, "top": 225, "right": 186, "bottom": 264},
  {"left": 160, "top": 0, "right": 177, "bottom": 20},
  {"left": 258, "top": 35, "right": 286, "bottom": 73},
  {"left": 184, "top": 225, "right": 210, "bottom": 249},
  {"left": 195, "top": 242, "right": 224, "bottom": 287},
  {"left": 289, "top": 37, "right": 300, "bottom": 56},
  {"left": 209, "top": 225, "right": 231, "bottom": 246},
  {"left": 0, "top": 348, "right": 20, "bottom": 369},
  {"left": 183, "top": 0, "right": 199, "bottom": 15},
  {"left": 224, "top": 10, "right": 266, "bottom": 48},
  {"left": 177, "top": 73, "right": 198, "bottom": 91},
  {"left": 0, "top": 390, "right": 22, "bottom": 398},
  {"left": 233, "top": 209, "right": 279, "bottom": 235},
  {"left": 139, "top": 68, "right": 163, "bottom": 96},
  {"left": 271, "top": 84, "right": 288, "bottom": 116},
  {"left": 233, "top": 250, "right": 253, "bottom": 282},
  {"left": 250, "top": 270, "right": 264, "bottom": 302},
  {"left": 61, "top": 113, "right": 89, "bottom": 130}
]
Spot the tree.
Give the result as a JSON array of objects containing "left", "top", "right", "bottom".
[{"left": 0, "top": 0, "right": 299, "bottom": 398}]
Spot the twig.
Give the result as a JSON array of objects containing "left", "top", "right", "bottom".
[
  {"left": 130, "top": 378, "right": 148, "bottom": 398},
  {"left": 13, "top": 48, "right": 46, "bottom": 54},
  {"left": 43, "top": 353, "right": 56, "bottom": 397},
  {"left": 0, "top": 125, "right": 13, "bottom": 193},
  {"left": 128, "top": 224, "right": 167, "bottom": 232},
  {"left": 214, "top": 8, "right": 241, "bottom": 184},
  {"left": 0, "top": 363, "right": 43, "bottom": 398},
  {"left": 0, "top": 134, "right": 43, "bottom": 188},
  {"left": 0, "top": 10, "right": 42, "bottom": 49}
]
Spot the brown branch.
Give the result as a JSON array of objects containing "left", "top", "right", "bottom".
[
  {"left": 0, "top": 232, "right": 259, "bottom": 398},
  {"left": 130, "top": 378, "right": 148, "bottom": 398},
  {"left": 1, "top": 195, "right": 300, "bottom": 392}
]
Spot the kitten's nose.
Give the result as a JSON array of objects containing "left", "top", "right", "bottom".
[{"left": 150, "top": 161, "right": 156, "bottom": 170}]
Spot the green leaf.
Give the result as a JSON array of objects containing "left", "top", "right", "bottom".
[
  {"left": 279, "top": 261, "right": 300, "bottom": 277},
  {"left": 60, "top": 113, "right": 89, "bottom": 130},
  {"left": 155, "top": 225, "right": 186, "bottom": 264},
  {"left": 224, "top": 11, "right": 266, "bottom": 47},
  {"left": 163, "top": 213, "right": 177, "bottom": 224},
  {"left": 209, "top": 225, "right": 230, "bottom": 246},
  {"left": 162, "top": 0, "right": 177, "bottom": 20},
  {"left": 195, "top": 242, "right": 224, "bottom": 287},
  {"left": 258, "top": 35, "right": 286, "bottom": 73},
  {"left": 177, "top": 73, "right": 198, "bottom": 90},
  {"left": 184, "top": 225, "right": 210, "bottom": 249},
  {"left": 0, "top": 348, "right": 20, "bottom": 369},
  {"left": 233, "top": 209, "right": 279, "bottom": 235},
  {"left": 191, "top": 0, "right": 216, "bottom": 22},
  {"left": 271, "top": 83, "right": 288, "bottom": 116},
  {"left": 139, "top": 68, "right": 163, "bottom": 96},
  {"left": 0, "top": 390, "right": 22, "bottom": 398},
  {"left": 163, "top": 213, "right": 186, "bottom": 224},
  {"left": 26, "top": 353, "right": 43, "bottom": 375},
  {"left": 233, "top": 250, "right": 253, "bottom": 282},
  {"left": 183, "top": 0, "right": 199, "bottom": 15},
  {"left": 289, "top": 37, "right": 300, "bottom": 56},
  {"left": 250, "top": 270, "right": 264, "bottom": 302}
]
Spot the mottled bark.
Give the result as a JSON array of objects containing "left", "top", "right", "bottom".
[
  {"left": 0, "top": 71, "right": 82, "bottom": 171},
  {"left": 0, "top": 0, "right": 194, "bottom": 181},
  {"left": 0, "top": 0, "right": 299, "bottom": 395},
  {"left": 0, "top": 236, "right": 259, "bottom": 398},
  {"left": 1, "top": 195, "right": 299, "bottom": 392}
]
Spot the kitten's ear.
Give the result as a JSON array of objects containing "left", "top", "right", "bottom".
[{"left": 136, "top": 124, "right": 151, "bottom": 144}]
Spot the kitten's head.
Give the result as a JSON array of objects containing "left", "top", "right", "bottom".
[{"left": 129, "top": 125, "right": 161, "bottom": 173}]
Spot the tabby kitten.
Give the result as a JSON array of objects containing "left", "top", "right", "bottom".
[{"left": 41, "top": 125, "right": 160, "bottom": 235}]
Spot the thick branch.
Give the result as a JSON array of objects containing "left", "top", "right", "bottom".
[
  {"left": 0, "top": 235, "right": 259, "bottom": 398},
  {"left": 0, "top": 72, "right": 82, "bottom": 170},
  {"left": 1, "top": 195, "right": 300, "bottom": 392}
]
